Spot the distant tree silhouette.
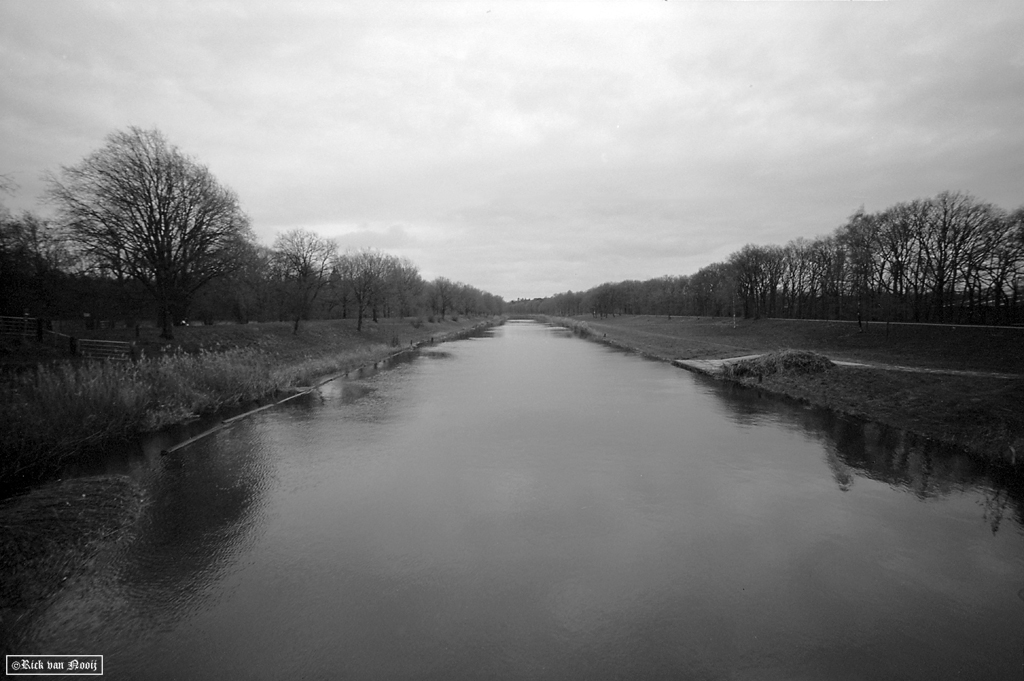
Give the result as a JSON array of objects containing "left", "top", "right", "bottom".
[{"left": 273, "top": 229, "right": 337, "bottom": 333}]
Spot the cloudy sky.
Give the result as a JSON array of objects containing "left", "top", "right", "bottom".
[{"left": 1, "top": 1, "right": 1022, "bottom": 299}]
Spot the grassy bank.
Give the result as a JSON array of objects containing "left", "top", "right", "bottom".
[
  {"left": 542, "top": 315, "right": 1024, "bottom": 466},
  {"left": 1, "top": 316, "right": 500, "bottom": 487}
]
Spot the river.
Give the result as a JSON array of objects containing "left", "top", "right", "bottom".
[{"left": 18, "top": 320, "right": 1024, "bottom": 679}]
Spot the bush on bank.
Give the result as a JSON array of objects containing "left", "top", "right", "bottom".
[{"left": 727, "top": 350, "right": 834, "bottom": 379}]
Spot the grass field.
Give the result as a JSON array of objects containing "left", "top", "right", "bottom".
[
  {"left": 544, "top": 315, "right": 1024, "bottom": 465},
  {"left": 557, "top": 314, "right": 1024, "bottom": 374},
  {"left": 1, "top": 316, "right": 474, "bottom": 369}
]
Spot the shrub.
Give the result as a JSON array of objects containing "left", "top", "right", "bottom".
[{"left": 729, "top": 350, "right": 833, "bottom": 379}]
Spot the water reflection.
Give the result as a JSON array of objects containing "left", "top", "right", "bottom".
[
  {"left": 337, "top": 382, "right": 376, "bottom": 404},
  {"left": 707, "top": 379, "right": 1024, "bottom": 532},
  {"left": 17, "top": 423, "right": 273, "bottom": 660},
  {"left": 125, "top": 428, "right": 271, "bottom": 606}
]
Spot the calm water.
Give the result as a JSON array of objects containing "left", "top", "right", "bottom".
[{"left": 19, "top": 321, "right": 1024, "bottom": 679}]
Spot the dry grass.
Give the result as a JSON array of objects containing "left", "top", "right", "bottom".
[
  {"left": 728, "top": 350, "right": 834, "bottom": 379},
  {"left": 0, "top": 349, "right": 282, "bottom": 481},
  {"left": 271, "top": 344, "right": 393, "bottom": 387},
  {"left": 0, "top": 316, "right": 500, "bottom": 485}
]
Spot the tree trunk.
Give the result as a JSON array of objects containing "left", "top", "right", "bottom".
[{"left": 159, "top": 303, "right": 174, "bottom": 340}]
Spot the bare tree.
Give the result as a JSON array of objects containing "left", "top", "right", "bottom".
[
  {"left": 273, "top": 229, "right": 338, "bottom": 333},
  {"left": 429, "top": 276, "right": 455, "bottom": 319},
  {"left": 343, "top": 248, "right": 388, "bottom": 331},
  {"left": 46, "top": 127, "right": 251, "bottom": 338},
  {"left": 193, "top": 241, "right": 275, "bottom": 324},
  {"left": 384, "top": 256, "right": 423, "bottom": 318},
  {"left": 0, "top": 173, "right": 15, "bottom": 208}
]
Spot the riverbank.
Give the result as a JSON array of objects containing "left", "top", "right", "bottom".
[
  {"left": 1, "top": 316, "right": 502, "bottom": 489},
  {"left": 0, "top": 317, "right": 500, "bottom": 645},
  {"left": 542, "top": 315, "right": 1024, "bottom": 467}
]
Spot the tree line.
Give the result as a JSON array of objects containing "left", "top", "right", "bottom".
[
  {"left": 510, "top": 191, "right": 1024, "bottom": 326},
  {"left": 0, "top": 128, "right": 503, "bottom": 338},
  {"left": 198, "top": 231, "right": 504, "bottom": 333}
]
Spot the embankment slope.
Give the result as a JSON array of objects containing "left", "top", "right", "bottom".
[{"left": 545, "top": 315, "right": 1024, "bottom": 465}]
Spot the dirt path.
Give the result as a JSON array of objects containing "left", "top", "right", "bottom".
[
  {"left": 674, "top": 353, "right": 1023, "bottom": 380},
  {"left": 832, "top": 360, "right": 1022, "bottom": 380}
]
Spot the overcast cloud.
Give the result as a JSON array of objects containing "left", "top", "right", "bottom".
[{"left": 2, "top": 0, "right": 1022, "bottom": 299}]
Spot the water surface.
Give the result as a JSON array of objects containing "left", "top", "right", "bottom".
[{"left": 21, "top": 321, "right": 1024, "bottom": 679}]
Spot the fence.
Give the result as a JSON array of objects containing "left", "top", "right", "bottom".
[
  {"left": 4, "top": 316, "right": 134, "bottom": 361},
  {"left": 75, "top": 338, "right": 134, "bottom": 361},
  {"left": 0, "top": 316, "right": 36, "bottom": 337}
]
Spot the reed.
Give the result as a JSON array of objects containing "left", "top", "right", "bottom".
[
  {"left": 1, "top": 317, "right": 501, "bottom": 486},
  {"left": 1, "top": 362, "right": 149, "bottom": 479},
  {"left": 271, "top": 344, "right": 393, "bottom": 387},
  {"left": 0, "top": 346, "right": 386, "bottom": 483},
  {"left": 139, "top": 348, "right": 283, "bottom": 430}
]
